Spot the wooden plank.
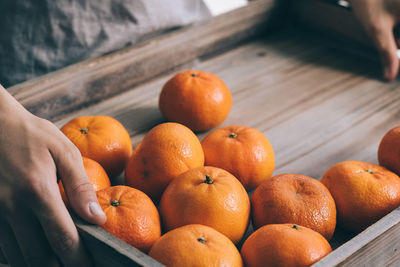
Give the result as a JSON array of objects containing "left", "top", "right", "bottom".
[
  {"left": 72, "top": 214, "right": 163, "bottom": 267},
  {"left": 8, "top": 0, "right": 283, "bottom": 121},
  {"left": 313, "top": 208, "right": 400, "bottom": 266}
]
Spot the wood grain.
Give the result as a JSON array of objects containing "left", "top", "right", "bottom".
[
  {"left": 72, "top": 214, "right": 164, "bottom": 267},
  {"left": 8, "top": 0, "right": 283, "bottom": 121},
  {"left": 313, "top": 208, "right": 400, "bottom": 266}
]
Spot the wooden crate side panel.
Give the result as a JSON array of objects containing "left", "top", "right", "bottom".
[
  {"left": 313, "top": 208, "right": 400, "bottom": 266},
  {"left": 73, "top": 215, "right": 164, "bottom": 267}
]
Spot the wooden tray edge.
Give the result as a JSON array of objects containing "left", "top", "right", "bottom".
[{"left": 313, "top": 207, "right": 400, "bottom": 266}]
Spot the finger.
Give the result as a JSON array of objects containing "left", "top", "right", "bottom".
[
  {"left": 368, "top": 24, "right": 399, "bottom": 80},
  {"left": 32, "top": 179, "right": 93, "bottom": 267},
  {"left": 0, "top": 219, "right": 26, "bottom": 267},
  {"left": 49, "top": 139, "right": 106, "bottom": 225},
  {"left": 8, "top": 208, "right": 60, "bottom": 267}
]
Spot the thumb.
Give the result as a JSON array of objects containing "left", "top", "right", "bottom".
[
  {"left": 369, "top": 24, "right": 399, "bottom": 80},
  {"left": 51, "top": 142, "right": 107, "bottom": 225}
]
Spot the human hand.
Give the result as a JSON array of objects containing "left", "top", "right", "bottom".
[
  {"left": 350, "top": 0, "right": 400, "bottom": 80},
  {"left": 0, "top": 85, "right": 106, "bottom": 266}
]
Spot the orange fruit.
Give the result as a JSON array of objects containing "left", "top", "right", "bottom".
[
  {"left": 159, "top": 70, "right": 232, "bottom": 132},
  {"left": 321, "top": 161, "right": 400, "bottom": 232},
  {"left": 251, "top": 174, "right": 336, "bottom": 240},
  {"left": 149, "top": 224, "right": 243, "bottom": 267},
  {"left": 241, "top": 224, "right": 332, "bottom": 267},
  {"left": 378, "top": 126, "right": 400, "bottom": 175},
  {"left": 201, "top": 126, "right": 274, "bottom": 191},
  {"left": 96, "top": 185, "right": 161, "bottom": 253},
  {"left": 125, "top": 122, "right": 204, "bottom": 202},
  {"left": 59, "top": 157, "right": 111, "bottom": 205},
  {"left": 159, "top": 166, "right": 250, "bottom": 244},
  {"left": 60, "top": 115, "right": 132, "bottom": 177}
]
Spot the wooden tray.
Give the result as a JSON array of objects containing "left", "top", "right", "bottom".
[{"left": 8, "top": 0, "right": 400, "bottom": 266}]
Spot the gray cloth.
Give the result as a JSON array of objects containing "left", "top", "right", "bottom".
[{"left": 0, "top": 0, "right": 210, "bottom": 87}]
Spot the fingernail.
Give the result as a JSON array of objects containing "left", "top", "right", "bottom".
[{"left": 89, "top": 202, "right": 105, "bottom": 217}]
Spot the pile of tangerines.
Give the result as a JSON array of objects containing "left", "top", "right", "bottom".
[{"left": 59, "top": 70, "right": 400, "bottom": 267}]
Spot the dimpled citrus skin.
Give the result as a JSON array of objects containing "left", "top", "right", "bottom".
[
  {"left": 201, "top": 126, "right": 274, "bottom": 191},
  {"left": 241, "top": 224, "right": 332, "bottom": 267},
  {"left": 251, "top": 174, "right": 336, "bottom": 240},
  {"left": 60, "top": 116, "right": 132, "bottom": 177},
  {"left": 149, "top": 224, "right": 243, "bottom": 267},
  {"left": 96, "top": 186, "right": 161, "bottom": 253},
  {"left": 378, "top": 126, "right": 400, "bottom": 175},
  {"left": 321, "top": 161, "right": 400, "bottom": 233},
  {"left": 159, "top": 70, "right": 232, "bottom": 132},
  {"left": 159, "top": 166, "right": 250, "bottom": 244},
  {"left": 125, "top": 122, "right": 204, "bottom": 202},
  {"left": 59, "top": 157, "right": 111, "bottom": 205}
]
